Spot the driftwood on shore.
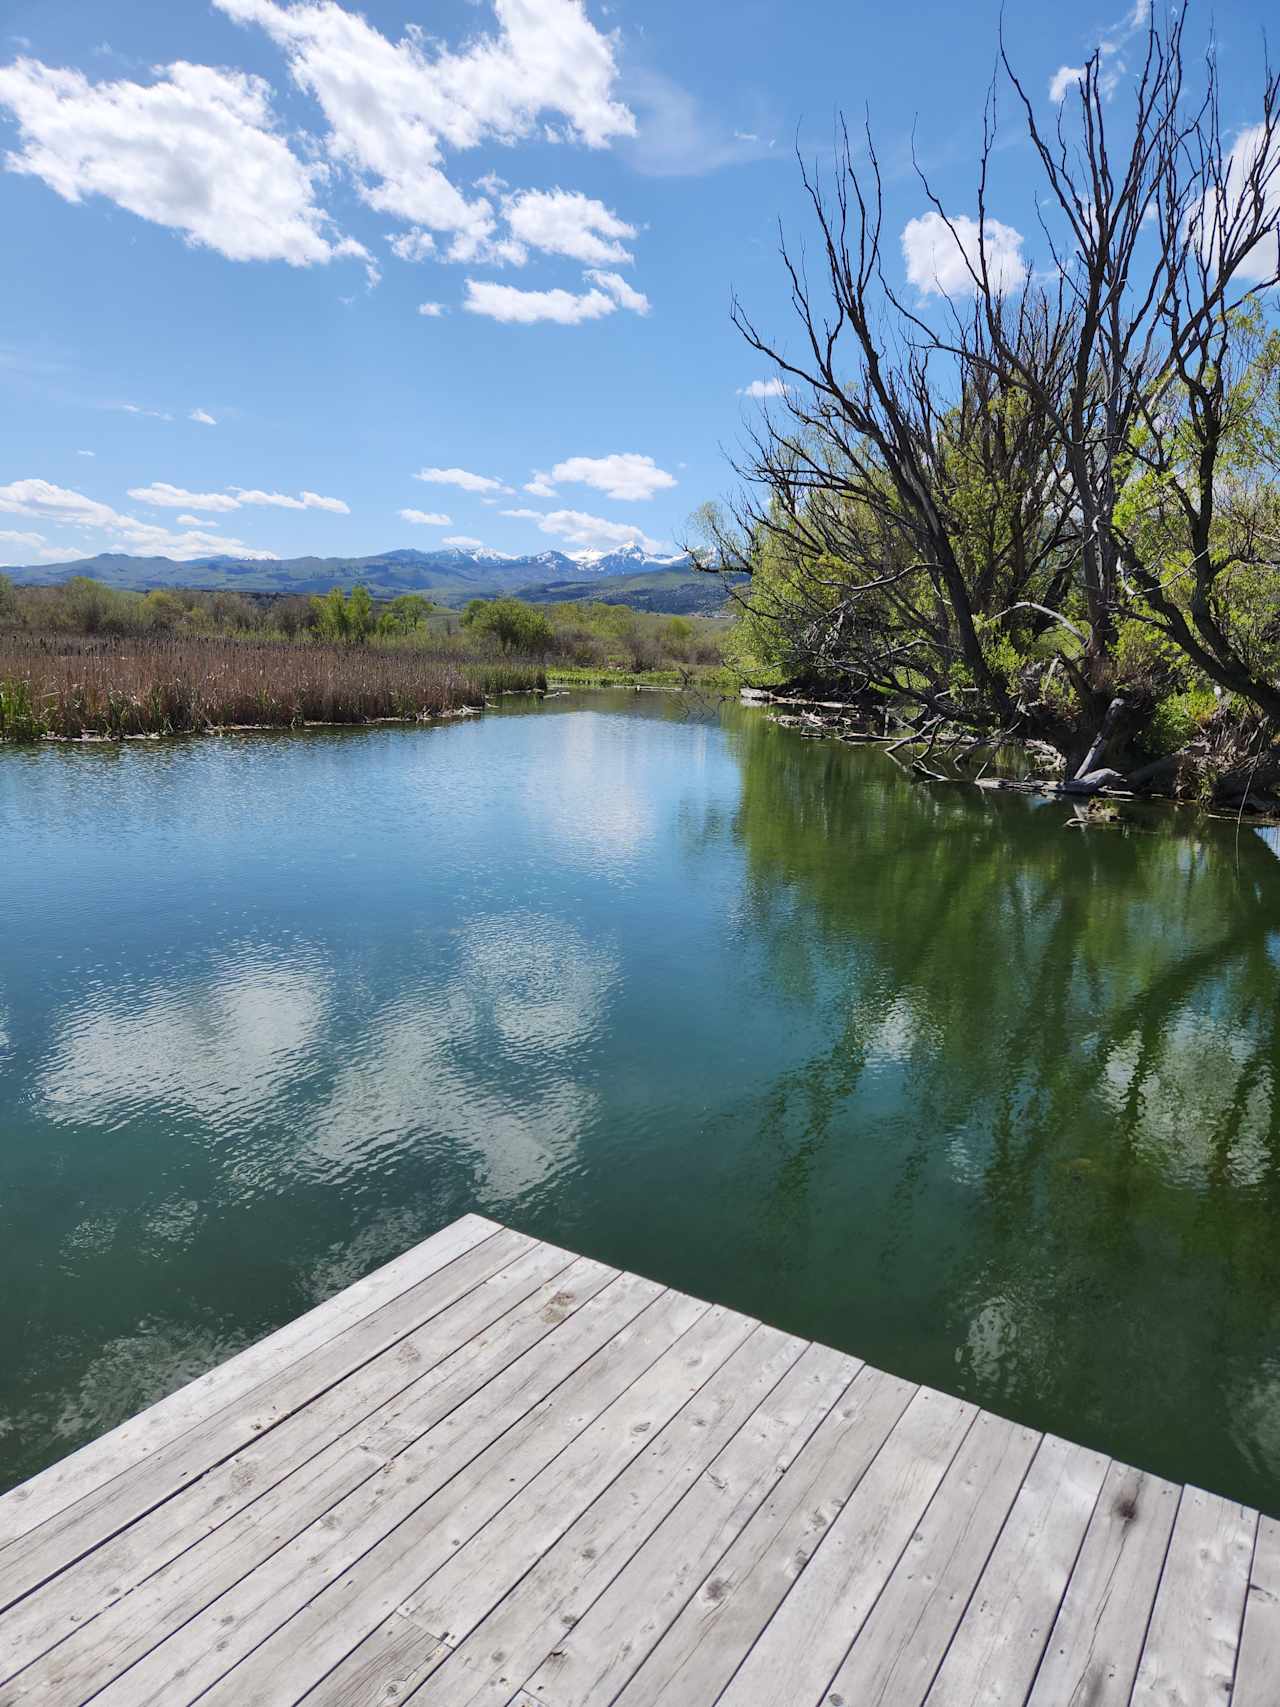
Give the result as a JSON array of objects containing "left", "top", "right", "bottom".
[{"left": 749, "top": 687, "right": 1280, "bottom": 820}]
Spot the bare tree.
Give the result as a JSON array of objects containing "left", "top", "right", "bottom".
[{"left": 718, "top": 7, "right": 1280, "bottom": 785}]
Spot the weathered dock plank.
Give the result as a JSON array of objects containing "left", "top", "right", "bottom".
[
  {"left": 0, "top": 1215, "right": 1270, "bottom": 1707},
  {"left": 0, "top": 1212, "right": 502, "bottom": 1553},
  {"left": 1026, "top": 1461, "right": 1180, "bottom": 1707},
  {"left": 1129, "top": 1485, "right": 1257, "bottom": 1707},
  {"left": 1234, "top": 1513, "right": 1280, "bottom": 1706}
]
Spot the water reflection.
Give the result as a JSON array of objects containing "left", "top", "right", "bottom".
[
  {"left": 3, "top": 697, "right": 1280, "bottom": 1515},
  {"left": 306, "top": 911, "right": 617, "bottom": 1199},
  {"left": 714, "top": 710, "right": 1280, "bottom": 1500},
  {"left": 529, "top": 711, "right": 658, "bottom": 875},
  {"left": 39, "top": 950, "right": 330, "bottom": 1133}
]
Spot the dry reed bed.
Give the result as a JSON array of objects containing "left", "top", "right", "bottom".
[{"left": 0, "top": 634, "right": 546, "bottom": 741}]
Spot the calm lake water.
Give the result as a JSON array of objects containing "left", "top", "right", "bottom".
[{"left": 2, "top": 692, "right": 1279, "bottom": 1511}]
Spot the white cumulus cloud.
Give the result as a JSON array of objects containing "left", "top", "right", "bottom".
[
  {"left": 389, "top": 229, "right": 436, "bottom": 261},
  {"left": 503, "top": 188, "right": 635, "bottom": 265},
  {"left": 901, "top": 211, "right": 1028, "bottom": 298},
  {"left": 738, "top": 377, "right": 787, "bottom": 398},
  {"left": 442, "top": 534, "right": 484, "bottom": 549},
  {"left": 463, "top": 268, "right": 650, "bottom": 325},
  {"left": 1, "top": 478, "right": 123, "bottom": 530},
  {"left": 585, "top": 269, "right": 650, "bottom": 314},
  {"left": 1194, "top": 122, "right": 1280, "bottom": 284},
  {"left": 399, "top": 508, "right": 451, "bottom": 525},
  {"left": 231, "top": 487, "right": 342, "bottom": 511},
  {"left": 543, "top": 453, "right": 675, "bottom": 502},
  {"left": 0, "top": 57, "right": 369, "bottom": 271},
  {"left": 214, "top": 0, "right": 634, "bottom": 257},
  {"left": 463, "top": 278, "right": 614, "bottom": 324}
]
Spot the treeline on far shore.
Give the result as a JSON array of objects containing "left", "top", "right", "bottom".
[{"left": 0, "top": 575, "right": 731, "bottom": 741}]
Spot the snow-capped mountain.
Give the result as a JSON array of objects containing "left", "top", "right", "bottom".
[
  {"left": 567, "top": 542, "right": 690, "bottom": 572},
  {"left": 2, "top": 540, "right": 702, "bottom": 600}
]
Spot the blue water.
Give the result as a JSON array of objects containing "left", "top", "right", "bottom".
[{"left": 3, "top": 693, "right": 1280, "bottom": 1514}]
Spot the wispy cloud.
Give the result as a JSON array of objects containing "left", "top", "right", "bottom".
[
  {"left": 0, "top": 477, "right": 277, "bottom": 559},
  {"left": 127, "top": 481, "right": 350, "bottom": 514},
  {"left": 114, "top": 402, "right": 173, "bottom": 421},
  {"left": 620, "top": 67, "right": 777, "bottom": 177},
  {"left": 414, "top": 466, "right": 511, "bottom": 494},
  {"left": 1049, "top": 0, "right": 1152, "bottom": 101},
  {"left": 498, "top": 504, "right": 663, "bottom": 554}
]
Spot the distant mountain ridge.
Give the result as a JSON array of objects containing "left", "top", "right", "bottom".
[{"left": 1, "top": 541, "right": 716, "bottom": 606}]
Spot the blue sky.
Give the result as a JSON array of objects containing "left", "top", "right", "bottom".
[{"left": 0, "top": 0, "right": 1274, "bottom": 568}]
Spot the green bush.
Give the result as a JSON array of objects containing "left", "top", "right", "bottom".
[
  {"left": 1148, "top": 687, "right": 1221, "bottom": 753},
  {"left": 461, "top": 597, "right": 555, "bottom": 655}
]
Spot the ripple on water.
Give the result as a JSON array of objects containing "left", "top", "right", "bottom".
[
  {"left": 37, "top": 945, "right": 332, "bottom": 1140},
  {"left": 298, "top": 910, "right": 619, "bottom": 1207}
]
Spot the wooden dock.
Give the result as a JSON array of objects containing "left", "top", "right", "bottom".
[{"left": 0, "top": 1213, "right": 1275, "bottom": 1706}]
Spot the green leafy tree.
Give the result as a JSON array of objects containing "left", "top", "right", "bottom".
[
  {"left": 461, "top": 597, "right": 555, "bottom": 654},
  {"left": 377, "top": 593, "right": 433, "bottom": 635},
  {"left": 311, "top": 586, "right": 352, "bottom": 642},
  {"left": 347, "top": 584, "right": 374, "bottom": 641},
  {"left": 143, "top": 589, "right": 185, "bottom": 632}
]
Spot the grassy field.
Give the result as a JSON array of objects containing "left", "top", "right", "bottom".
[{"left": 545, "top": 664, "right": 744, "bottom": 690}]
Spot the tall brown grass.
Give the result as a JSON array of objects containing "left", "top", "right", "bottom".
[{"left": 0, "top": 634, "right": 546, "bottom": 741}]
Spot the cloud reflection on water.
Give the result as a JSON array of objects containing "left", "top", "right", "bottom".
[
  {"left": 305, "top": 910, "right": 618, "bottom": 1202},
  {"left": 38, "top": 952, "right": 329, "bottom": 1133}
]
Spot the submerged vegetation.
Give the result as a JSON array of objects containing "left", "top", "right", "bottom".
[
  {"left": 704, "top": 10, "right": 1280, "bottom": 809},
  {"left": 0, "top": 574, "right": 729, "bottom": 741}
]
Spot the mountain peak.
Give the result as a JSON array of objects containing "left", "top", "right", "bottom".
[{"left": 2, "top": 540, "right": 702, "bottom": 602}]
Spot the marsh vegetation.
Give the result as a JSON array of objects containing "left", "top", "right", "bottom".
[{"left": 0, "top": 575, "right": 729, "bottom": 739}]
